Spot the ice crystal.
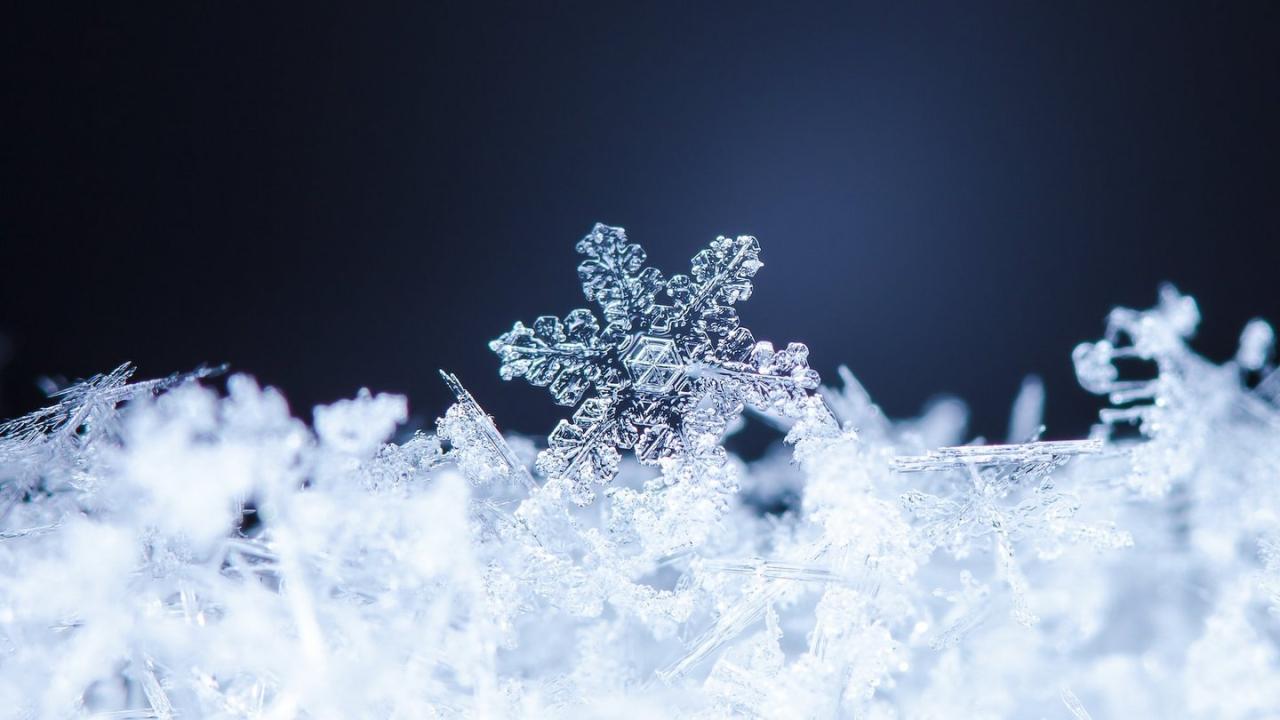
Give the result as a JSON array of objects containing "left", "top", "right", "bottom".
[
  {"left": 490, "top": 224, "right": 820, "bottom": 504},
  {"left": 436, "top": 370, "right": 535, "bottom": 490},
  {"left": 1, "top": 255, "right": 1278, "bottom": 719},
  {"left": 898, "top": 439, "right": 1131, "bottom": 627}
]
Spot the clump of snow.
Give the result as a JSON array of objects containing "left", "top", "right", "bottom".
[{"left": 1, "top": 280, "right": 1278, "bottom": 718}]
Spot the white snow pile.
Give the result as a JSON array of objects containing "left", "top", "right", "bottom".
[{"left": 1, "top": 284, "right": 1278, "bottom": 719}]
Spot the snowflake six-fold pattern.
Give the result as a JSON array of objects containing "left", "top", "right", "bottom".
[{"left": 489, "top": 224, "right": 821, "bottom": 503}]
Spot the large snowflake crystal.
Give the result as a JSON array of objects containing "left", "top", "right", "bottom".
[{"left": 490, "top": 223, "right": 821, "bottom": 503}]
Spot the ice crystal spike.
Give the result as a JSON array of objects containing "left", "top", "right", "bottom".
[
  {"left": 1061, "top": 687, "right": 1095, "bottom": 720},
  {"left": 892, "top": 439, "right": 1102, "bottom": 473},
  {"left": 489, "top": 223, "right": 820, "bottom": 503},
  {"left": 0, "top": 361, "right": 225, "bottom": 444},
  {"left": 437, "top": 370, "right": 535, "bottom": 489},
  {"left": 656, "top": 580, "right": 794, "bottom": 685},
  {"left": 701, "top": 557, "right": 875, "bottom": 588}
]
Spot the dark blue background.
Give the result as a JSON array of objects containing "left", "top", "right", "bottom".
[{"left": 3, "top": 2, "right": 1278, "bottom": 446}]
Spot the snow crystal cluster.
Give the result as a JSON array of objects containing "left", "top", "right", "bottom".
[{"left": 1, "top": 225, "right": 1278, "bottom": 719}]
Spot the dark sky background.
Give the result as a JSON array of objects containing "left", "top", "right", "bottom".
[{"left": 3, "top": 2, "right": 1278, "bottom": 450}]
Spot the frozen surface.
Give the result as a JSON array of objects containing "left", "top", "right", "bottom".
[{"left": 0, "top": 227, "right": 1277, "bottom": 719}]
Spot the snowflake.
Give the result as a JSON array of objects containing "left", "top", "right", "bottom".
[{"left": 489, "top": 223, "right": 821, "bottom": 504}]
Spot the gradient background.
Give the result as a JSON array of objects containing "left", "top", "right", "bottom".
[{"left": 3, "top": 2, "right": 1278, "bottom": 451}]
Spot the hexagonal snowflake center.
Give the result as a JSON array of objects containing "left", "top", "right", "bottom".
[{"left": 623, "top": 336, "right": 686, "bottom": 393}]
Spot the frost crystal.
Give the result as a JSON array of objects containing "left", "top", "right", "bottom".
[
  {"left": 490, "top": 224, "right": 820, "bottom": 504},
  {"left": 436, "top": 370, "right": 535, "bottom": 490}
]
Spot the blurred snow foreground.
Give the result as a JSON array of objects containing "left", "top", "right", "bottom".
[{"left": 2, "top": 230, "right": 1280, "bottom": 720}]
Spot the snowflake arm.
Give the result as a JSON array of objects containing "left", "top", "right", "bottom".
[
  {"left": 663, "top": 235, "right": 763, "bottom": 341},
  {"left": 575, "top": 223, "right": 665, "bottom": 327},
  {"left": 488, "top": 309, "right": 621, "bottom": 406},
  {"left": 695, "top": 338, "right": 822, "bottom": 416},
  {"left": 536, "top": 397, "right": 622, "bottom": 504}
]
